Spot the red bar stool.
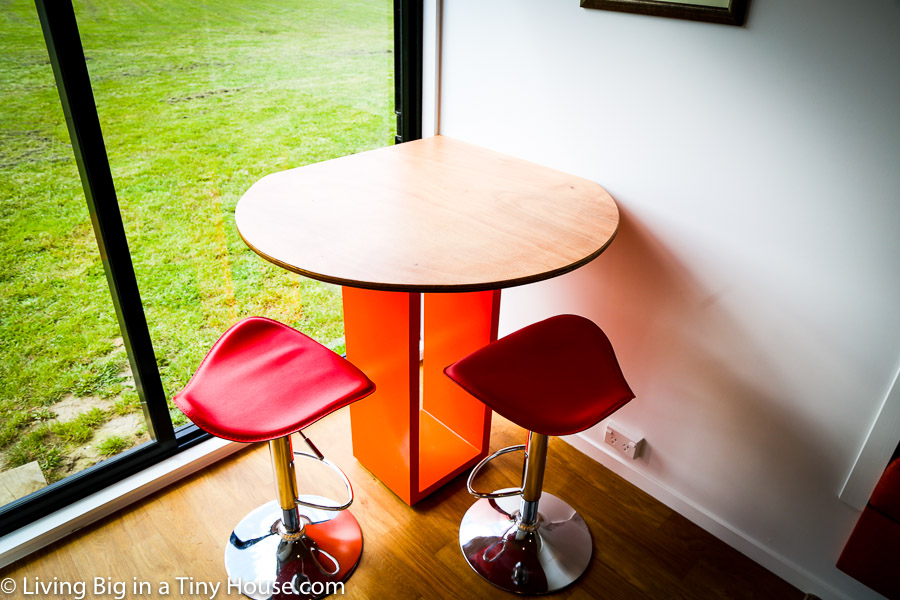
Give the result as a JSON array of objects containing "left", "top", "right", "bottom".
[
  {"left": 445, "top": 314, "right": 634, "bottom": 594},
  {"left": 174, "top": 316, "right": 374, "bottom": 600}
]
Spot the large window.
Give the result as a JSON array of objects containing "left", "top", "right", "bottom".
[
  {"left": 0, "top": 0, "right": 420, "bottom": 536},
  {"left": 0, "top": 1, "right": 133, "bottom": 499},
  {"left": 81, "top": 0, "right": 395, "bottom": 413}
]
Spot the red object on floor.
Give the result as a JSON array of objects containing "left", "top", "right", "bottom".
[
  {"left": 444, "top": 314, "right": 635, "bottom": 436},
  {"left": 837, "top": 458, "right": 900, "bottom": 599},
  {"left": 174, "top": 316, "right": 375, "bottom": 443}
]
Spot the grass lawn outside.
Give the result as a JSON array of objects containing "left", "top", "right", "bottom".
[{"left": 0, "top": 0, "right": 394, "bottom": 490}]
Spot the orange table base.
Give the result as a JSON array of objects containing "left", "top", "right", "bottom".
[{"left": 342, "top": 287, "right": 500, "bottom": 504}]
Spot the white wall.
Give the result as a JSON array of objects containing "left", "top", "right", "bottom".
[{"left": 437, "top": 1, "right": 900, "bottom": 598}]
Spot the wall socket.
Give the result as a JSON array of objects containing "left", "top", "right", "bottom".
[{"left": 604, "top": 425, "right": 645, "bottom": 459}]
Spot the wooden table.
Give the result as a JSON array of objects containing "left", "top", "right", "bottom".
[{"left": 235, "top": 135, "right": 620, "bottom": 504}]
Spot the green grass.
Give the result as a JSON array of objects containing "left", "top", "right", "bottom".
[
  {"left": 95, "top": 435, "right": 130, "bottom": 457},
  {"left": 50, "top": 408, "right": 106, "bottom": 445},
  {"left": 0, "top": 0, "right": 394, "bottom": 484}
]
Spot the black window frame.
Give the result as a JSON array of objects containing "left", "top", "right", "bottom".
[{"left": 0, "top": 0, "right": 422, "bottom": 538}]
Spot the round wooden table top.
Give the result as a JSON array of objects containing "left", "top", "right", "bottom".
[{"left": 235, "top": 135, "right": 620, "bottom": 293}]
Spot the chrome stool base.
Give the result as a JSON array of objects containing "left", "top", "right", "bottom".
[
  {"left": 225, "top": 497, "right": 362, "bottom": 600},
  {"left": 459, "top": 490, "right": 592, "bottom": 595}
]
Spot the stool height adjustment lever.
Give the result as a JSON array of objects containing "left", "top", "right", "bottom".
[{"left": 299, "top": 430, "right": 325, "bottom": 460}]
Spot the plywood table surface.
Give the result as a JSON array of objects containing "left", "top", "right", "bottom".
[{"left": 236, "top": 135, "right": 619, "bottom": 292}]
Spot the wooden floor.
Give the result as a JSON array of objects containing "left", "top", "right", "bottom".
[{"left": 2, "top": 409, "right": 802, "bottom": 599}]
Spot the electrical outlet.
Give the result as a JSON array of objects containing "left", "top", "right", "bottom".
[{"left": 604, "top": 425, "right": 644, "bottom": 459}]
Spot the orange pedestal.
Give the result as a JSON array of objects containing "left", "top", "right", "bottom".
[{"left": 342, "top": 288, "right": 500, "bottom": 504}]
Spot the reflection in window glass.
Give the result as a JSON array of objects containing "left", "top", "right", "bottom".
[
  {"left": 75, "top": 2, "right": 394, "bottom": 416},
  {"left": 0, "top": 2, "right": 150, "bottom": 505}
]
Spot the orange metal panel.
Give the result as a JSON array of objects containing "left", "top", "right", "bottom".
[
  {"left": 417, "top": 410, "right": 480, "bottom": 493},
  {"left": 421, "top": 291, "right": 499, "bottom": 487},
  {"left": 422, "top": 291, "right": 499, "bottom": 444},
  {"left": 342, "top": 287, "right": 500, "bottom": 505},
  {"left": 342, "top": 287, "right": 419, "bottom": 505}
]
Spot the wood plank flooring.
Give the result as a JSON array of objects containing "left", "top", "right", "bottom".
[{"left": 1, "top": 409, "right": 802, "bottom": 599}]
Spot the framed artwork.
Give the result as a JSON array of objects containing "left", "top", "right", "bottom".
[{"left": 581, "top": 0, "right": 749, "bottom": 26}]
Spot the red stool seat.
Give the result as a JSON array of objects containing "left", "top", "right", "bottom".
[
  {"left": 174, "top": 316, "right": 375, "bottom": 443},
  {"left": 444, "top": 314, "right": 634, "bottom": 436}
]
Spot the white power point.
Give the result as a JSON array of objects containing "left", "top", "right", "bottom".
[{"left": 604, "top": 425, "right": 644, "bottom": 459}]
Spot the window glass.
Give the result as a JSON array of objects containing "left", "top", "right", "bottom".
[
  {"left": 0, "top": 1, "right": 150, "bottom": 505},
  {"left": 74, "top": 0, "right": 394, "bottom": 413}
]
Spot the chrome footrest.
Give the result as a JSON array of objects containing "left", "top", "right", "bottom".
[
  {"left": 293, "top": 431, "right": 354, "bottom": 512},
  {"left": 467, "top": 444, "right": 527, "bottom": 499}
]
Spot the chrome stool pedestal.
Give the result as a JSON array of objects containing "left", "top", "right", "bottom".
[
  {"left": 225, "top": 435, "right": 360, "bottom": 600},
  {"left": 458, "top": 432, "right": 591, "bottom": 595},
  {"left": 460, "top": 493, "right": 592, "bottom": 595},
  {"left": 225, "top": 498, "right": 361, "bottom": 600}
]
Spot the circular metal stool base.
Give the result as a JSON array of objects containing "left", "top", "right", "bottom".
[
  {"left": 225, "top": 497, "right": 362, "bottom": 599},
  {"left": 459, "top": 491, "right": 592, "bottom": 595}
]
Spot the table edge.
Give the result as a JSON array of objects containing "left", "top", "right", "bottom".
[{"left": 237, "top": 225, "right": 619, "bottom": 293}]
